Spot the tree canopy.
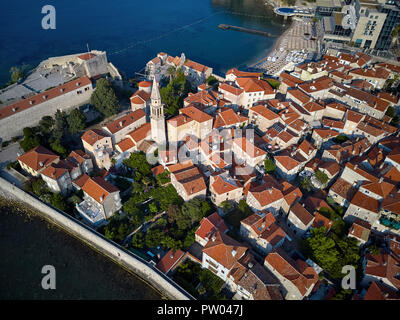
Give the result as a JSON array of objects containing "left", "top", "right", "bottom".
[
  {"left": 264, "top": 158, "right": 276, "bottom": 174},
  {"left": 91, "top": 78, "right": 120, "bottom": 117},
  {"left": 123, "top": 152, "right": 152, "bottom": 176},
  {"left": 9, "top": 65, "right": 27, "bottom": 84},
  {"left": 67, "top": 108, "right": 86, "bottom": 134},
  {"left": 160, "top": 69, "right": 193, "bottom": 116}
]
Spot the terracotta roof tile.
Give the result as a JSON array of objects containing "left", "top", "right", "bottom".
[{"left": 18, "top": 146, "right": 59, "bottom": 171}]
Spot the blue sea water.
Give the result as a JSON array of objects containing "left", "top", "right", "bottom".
[{"left": 0, "top": 0, "right": 287, "bottom": 84}]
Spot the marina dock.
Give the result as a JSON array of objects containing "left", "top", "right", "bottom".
[{"left": 218, "top": 24, "right": 277, "bottom": 38}]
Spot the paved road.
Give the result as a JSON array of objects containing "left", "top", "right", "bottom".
[{"left": 0, "top": 142, "right": 23, "bottom": 169}]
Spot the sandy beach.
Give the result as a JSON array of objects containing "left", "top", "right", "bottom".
[{"left": 249, "top": 17, "right": 322, "bottom": 77}]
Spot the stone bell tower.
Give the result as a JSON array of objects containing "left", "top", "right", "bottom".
[{"left": 150, "top": 77, "right": 166, "bottom": 145}]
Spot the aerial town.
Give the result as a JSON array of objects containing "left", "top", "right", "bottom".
[{"left": 1, "top": 0, "right": 400, "bottom": 302}]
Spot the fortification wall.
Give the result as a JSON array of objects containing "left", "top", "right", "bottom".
[
  {"left": 0, "top": 176, "right": 193, "bottom": 300},
  {"left": 0, "top": 84, "right": 93, "bottom": 141}
]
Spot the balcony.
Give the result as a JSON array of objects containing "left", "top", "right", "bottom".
[{"left": 76, "top": 200, "right": 105, "bottom": 226}]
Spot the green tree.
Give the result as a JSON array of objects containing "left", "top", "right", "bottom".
[
  {"left": 156, "top": 217, "right": 168, "bottom": 228},
  {"left": 264, "top": 78, "right": 280, "bottom": 89},
  {"left": 145, "top": 229, "right": 165, "bottom": 248},
  {"left": 9, "top": 65, "right": 26, "bottom": 84},
  {"left": 264, "top": 158, "right": 276, "bottom": 174},
  {"left": 300, "top": 177, "right": 312, "bottom": 192},
  {"left": 221, "top": 200, "right": 234, "bottom": 212},
  {"left": 39, "top": 116, "right": 55, "bottom": 136},
  {"left": 386, "top": 106, "right": 395, "bottom": 118},
  {"left": 50, "top": 193, "right": 68, "bottom": 212},
  {"left": 123, "top": 151, "right": 152, "bottom": 176},
  {"left": 238, "top": 200, "right": 252, "bottom": 216},
  {"left": 315, "top": 170, "right": 329, "bottom": 185},
  {"left": 91, "top": 78, "right": 120, "bottom": 117},
  {"left": 302, "top": 227, "right": 341, "bottom": 277},
  {"left": 166, "top": 66, "right": 176, "bottom": 82},
  {"left": 183, "top": 229, "right": 196, "bottom": 249},
  {"left": 181, "top": 198, "right": 210, "bottom": 228},
  {"left": 206, "top": 75, "right": 218, "bottom": 86},
  {"left": 31, "top": 178, "right": 49, "bottom": 196},
  {"left": 132, "top": 232, "right": 144, "bottom": 248},
  {"left": 50, "top": 139, "right": 67, "bottom": 158},
  {"left": 333, "top": 134, "right": 349, "bottom": 144},
  {"left": 151, "top": 185, "right": 183, "bottom": 212},
  {"left": 156, "top": 169, "right": 170, "bottom": 185},
  {"left": 160, "top": 69, "right": 193, "bottom": 116},
  {"left": 68, "top": 108, "right": 86, "bottom": 134},
  {"left": 52, "top": 110, "right": 68, "bottom": 141},
  {"left": 149, "top": 202, "right": 158, "bottom": 214},
  {"left": 19, "top": 127, "right": 40, "bottom": 152},
  {"left": 161, "top": 236, "right": 181, "bottom": 250}
]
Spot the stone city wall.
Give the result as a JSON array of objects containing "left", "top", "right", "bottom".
[
  {"left": 0, "top": 85, "right": 93, "bottom": 142},
  {"left": 0, "top": 176, "right": 194, "bottom": 300}
]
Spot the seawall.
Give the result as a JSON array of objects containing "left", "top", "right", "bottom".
[{"left": 0, "top": 176, "right": 194, "bottom": 300}]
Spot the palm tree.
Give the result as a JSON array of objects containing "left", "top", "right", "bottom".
[{"left": 167, "top": 66, "right": 176, "bottom": 82}]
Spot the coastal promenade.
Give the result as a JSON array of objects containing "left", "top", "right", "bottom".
[{"left": 0, "top": 176, "right": 194, "bottom": 300}]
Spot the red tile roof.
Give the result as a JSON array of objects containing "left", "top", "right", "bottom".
[
  {"left": 73, "top": 174, "right": 90, "bottom": 188},
  {"left": 364, "top": 281, "right": 400, "bottom": 300},
  {"left": 155, "top": 249, "right": 185, "bottom": 274},
  {"left": 18, "top": 146, "right": 59, "bottom": 171},
  {"left": 348, "top": 218, "right": 371, "bottom": 242},
  {"left": 196, "top": 212, "right": 228, "bottom": 242},
  {"left": 265, "top": 248, "right": 318, "bottom": 296},
  {"left": 82, "top": 176, "right": 119, "bottom": 204},
  {"left": 290, "top": 202, "right": 314, "bottom": 226},
  {"left": 203, "top": 231, "right": 247, "bottom": 270},
  {"left": 81, "top": 129, "right": 110, "bottom": 146},
  {"left": 180, "top": 105, "right": 213, "bottom": 123},
  {"left": 105, "top": 109, "right": 146, "bottom": 134},
  {"left": 116, "top": 138, "right": 136, "bottom": 152},
  {"left": 0, "top": 77, "right": 91, "bottom": 120},
  {"left": 77, "top": 53, "right": 96, "bottom": 60},
  {"left": 350, "top": 191, "right": 379, "bottom": 213}
]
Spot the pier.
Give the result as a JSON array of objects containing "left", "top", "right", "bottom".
[{"left": 218, "top": 24, "right": 277, "bottom": 38}]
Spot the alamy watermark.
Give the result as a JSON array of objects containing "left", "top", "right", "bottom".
[
  {"left": 41, "top": 5, "right": 56, "bottom": 30},
  {"left": 341, "top": 5, "right": 357, "bottom": 30},
  {"left": 41, "top": 265, "right": 56, "bottom": 290},
  {"left": 341, "top": 265, "right": 356, "bottom": 290}
]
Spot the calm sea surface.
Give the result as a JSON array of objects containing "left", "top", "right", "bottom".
[
  {"left": 0, "top": 0, "right": 287, "bottom": 84},
  {"left": 0, "top": 204, "right": 162, "bottom": 299},
  {"left": 0, "top": 0, "right": 286, "bottom": 299}
]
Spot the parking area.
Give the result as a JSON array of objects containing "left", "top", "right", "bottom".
[{"left": 0, "top": 142, "right": 23, "bottom": 169}]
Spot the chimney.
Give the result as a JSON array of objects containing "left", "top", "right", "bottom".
[
  {"left": 354, "top": 164, "right": 358, "bottom": 170},
  {"left": 119, "top": 121, "right": 123, "bottom": 127},
  {"left": 100, "top": 195, "right": 103, "bottom": 202},
  {"left": 211, "top": 235, "right": 216, "bottom": 242},
  {"left": 39, "top": 161, "right": 44, "bottom": 167},
  {"left": 232, "top": 249, "right": 237, "bottom": 257},
  {"left": 248, "top": 262, "right": 254, "bottom": 269},
  {"left": 29, "top": 100, "right": 34, "bottom": 105},
  {"left": 379, "top": 177, "right": 384, "bottom": 183}
]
